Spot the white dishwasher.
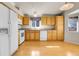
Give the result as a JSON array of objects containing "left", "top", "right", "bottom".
[{"left": 40, "top": 30, "right": 47, "bottom": 41}]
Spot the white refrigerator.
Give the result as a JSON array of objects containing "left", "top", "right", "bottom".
[{"left": 0, "top": 4, "right": 18, "bottom": 56}]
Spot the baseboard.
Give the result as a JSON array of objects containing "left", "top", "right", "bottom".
[
  {"left": 19, "top": 41, "right": 24, "bottom": 46},
  {"left": 64, "top": 40, "right": 79, "bottom": 45},
  {"left": 11, "top": 48, "right": 18, "bottom": 56}
]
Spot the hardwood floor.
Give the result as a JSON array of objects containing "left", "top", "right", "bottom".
[{"left": 14, "top": 41, "right": 79, "bottom": 56}]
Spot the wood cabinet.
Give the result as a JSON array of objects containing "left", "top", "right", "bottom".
[
  {"left": 47, "top": 30, "right": 57, "bottom": 41},
  {"left": 23, "top": 16, "right": 29, "bottom": 25},
  {"left": 51, "top": 16, "right": 56, "bottom": 25},
  {"left": 51, "top": 30, "right": 57, "bottom": 40},
  {"left": 56, "top": 16, "right": 64, "bottom": 41},
  {"left": 41, "top": 16, "right": 47, "bottom": 25},
  {"left": 41, "top": 16, "right": 56, "bottom": 25},
  {"left": 25, "top": 30, "right": 40, "bottom": 41},
  {"left": 47, "top": 30, "right": 52, "bottom": 40},
  {"left": 18, "top": 15, "right": 23, "bottom": 20},
  {"left": 47, "top": 16, "right": 52, "bottom": 25},
  {"left": 25, "top": 16, "right": 64, "bottom": 41},
  {"left": 35, "top": 31, "right": 40, "bottom": 41},
  {"left": 30, "top": 31, "right": 35, "bottom": 40},
  {"left": 25, "top": 30, "right": 30, "bottom": 41}
]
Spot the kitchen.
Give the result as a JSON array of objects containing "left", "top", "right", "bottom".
[{"left": 0, "top": 2, "right": 79, "bottom": 56}]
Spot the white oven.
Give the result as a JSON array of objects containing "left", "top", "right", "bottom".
[{"left": 19, "top": 30, "right": 25, "bottom": 44}]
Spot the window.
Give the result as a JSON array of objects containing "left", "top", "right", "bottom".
[
  {"left": 31, "top": 17, "right": 40, "bottom": 27},
  {"left": 68, "top": 16, "right": 78, "bottom": 32}
]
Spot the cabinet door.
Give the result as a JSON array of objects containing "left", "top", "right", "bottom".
[
  {"left": 56, "top": 16, "right": 64, "bottom": 41},
  {"left": 47, "top": 16, "right": 52, "bottom": 25},
  {"left": 47, "top": 30, "right": 52, "bottom": 41},
  {"left": 0, "top": 4, "right": 9, "bottom": 28},
  {"left": 30, "top": 31, "right": 35, "bottom": 40},
  {"left": 35, "top": 31, "right": 40, "bottom": 41},
  {"left": 51, "top": 30, "right": 57, "bottom": 40},
  {"left": 51, "top": 16, "right": 56, "bottom": 25},
  {"left": 23, "top": 16, "right": 29, "bottom": 25},
  {"left": 41, "top": 16, "right": 47, "bottom": 25},
  {"left": 25, "top": 30, "right": 30, "bottom": 41}
]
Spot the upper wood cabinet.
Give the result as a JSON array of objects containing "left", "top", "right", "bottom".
[
  {"left": 41, "top": 16, "right": 47, "bottom": 25},
  {"left": 51, "top": 16, "right": 56, "bottom": 25},
  {"left": 41, "top": 16, "right": 56, "bottom": 25},
  {"left": 23, "top": 16, "right": 29, "bottom": 25},
  {"left": 47, "top": 16, "right": 52, "bottom": 25},
  {"left": 56, "top": 16, "right": 64, "bottom": 41},
  {"left": 18, "top": 15, "right": 23, "bottom": 20}
]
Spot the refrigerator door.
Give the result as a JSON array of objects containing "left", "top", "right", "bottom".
[
  {"left": 0, "top": 34, "right": 9, "bottom": 56},
  {"left": 9, "top": 10, "right": 18, "bottom": 55}
]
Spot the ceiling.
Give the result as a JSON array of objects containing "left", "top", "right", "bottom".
[{"left": 15, "top": 2, "right": 65, "bottom": 16}]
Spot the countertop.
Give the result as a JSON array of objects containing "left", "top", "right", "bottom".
[{"left": 18, "top": 25, "right": 55, "bottom": 30}]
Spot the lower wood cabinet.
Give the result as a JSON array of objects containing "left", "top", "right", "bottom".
[
  {"left": 25, "top": 30, "right": 30, "bottom": 41},
  {"left": 47, "top": 30, "right": 52, "bottom": 40},
  {"left": 47, "top": 30, "right": 57, "bottom": 41},
  {"left": 51, "top": 30, "right": 57, "bottom": 40},
  {"left": 35, "top": 31, "right": 40, "bottom": 41},
  {"left": 25, "top": 30, "right": 40, "bottom": 41},
  {"left": 30, "top": 31, "right": 35, "bottom": 40}
]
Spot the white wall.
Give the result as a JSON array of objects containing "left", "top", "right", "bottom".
[{"left": 64, "top": 2, "right": 79, "bottom": 45}]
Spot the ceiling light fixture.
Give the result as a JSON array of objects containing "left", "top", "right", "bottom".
[
  {"left": 60, "top": 2, "right": 74, "bottom": 11},
  {"left": 33, "top": 11, "right": 38, "bottom": 17}
]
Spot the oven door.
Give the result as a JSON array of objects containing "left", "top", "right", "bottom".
[{"left": 19, "top": 30, "right": 25, "bottom": 44}]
